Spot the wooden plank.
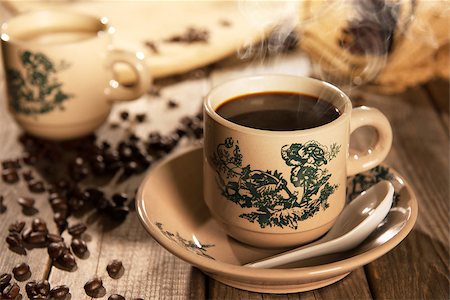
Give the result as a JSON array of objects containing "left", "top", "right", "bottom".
[
  {"left": 351, "top": 86, "right": 449, "bottom": 299},
  {"left": 424, "top": 79, "right": 449, "bottom": 134},
  {"left": 47, "top": 77, "right": 209, "bottom": 299}
]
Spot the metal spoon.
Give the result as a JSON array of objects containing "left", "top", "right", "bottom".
[{"left": 245, "top": 180, "right": 394, "bottom": 268}]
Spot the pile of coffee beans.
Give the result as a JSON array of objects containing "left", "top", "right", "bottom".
[{"left": 6, "top": 218, "right": 58, "bottom": 252}]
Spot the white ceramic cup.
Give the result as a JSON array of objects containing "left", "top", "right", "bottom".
[
  {"left": 1, "top": 10, "right": 151, "bottom": 140},
  {"left": 203, "top": 75, "right": 392, "bottom": 248}
]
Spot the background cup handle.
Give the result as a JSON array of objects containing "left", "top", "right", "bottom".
[
  {"left": 347, "top": 106, "right": 393, "bottom": 176},
  {"left": 105, "top": 49, "right": 151, "bottom": 102}
]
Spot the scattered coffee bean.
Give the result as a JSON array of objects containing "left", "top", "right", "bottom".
[
  {"left": 0, "top": 273, "right": 12, "bottom": 291},
  {"left": 57, "top": 252, "right": 77, "bottom": 269},
  {"left": 27, "top": 231, "right": 47, "bottom": 245},
  {"left": 32, "top": 218, "right": 48, "bottom": 233},
  {"left": 47, "top": 233, "right": 64, "bottom": 243},
  {"left": 84, "top": 277, "right": 103, "bottom": 296},
  {"left": 17, "top": 197, "right": 35, "bottom": 208},
  {"left": 6, "top": 232, "right": 22, "bottom": 248},
  {"left": 135, "top": 113, "right": 147, "bottom": 123},
  {"left": 49, "top": 285, "right": 70, "bottom": 299},
  {"left": 112, "top": 193, "right": 128, "bottom": 206},
  {"left": 109, "top": 294, "right": 125, "bottom": 300},
  {"left": 120, "top": 111, "right": 129, "bottom": 121},
  {"left": 25, "top": 280, "right": 37, "bottom": 298},
  {"left": 107, "top": 259, "right": 123, "bottom": 279},
  {"left": 68, "top": 222, "right": 87, "bottom": 237},
  {"left": 2, "top": 169, "right": 19, "bottom": 184},
  {"left": 0, "top": 195, "right": 5, "bottom": 213},
  {"left": 35, "top": 280, "right": 50, "bottom": 296},
  {"left": 71, "top": 238, "right": 88, "bottom": 257},
  {"left": 2, "top": 282, "right": 20, "bottom": 299},
  {"left": 53, "top": 212, "right": 68, "bottom": 230},
  {"left": 48, "top": 242, "right": 66, "bottom": 260},
  {"left": 12, "top": 262, "right": 31, "bottom": 279},
  {"left": 22, "top": 151, "right": 37, "bottom": 165},
  {"left": 8, "top": 221, "right": 25, "bottom": 233},
  {"left": 28, "top": 179, "right": 46, "bottom": 193},
  {"left": 167, "top": 99, "right": 179, "bottom": 109},
  {"left": 109, "top": 206, "right": 130, "bottom": 221},
  {"left": 2, "top": 159, "right": 20, "bottom": 170}
]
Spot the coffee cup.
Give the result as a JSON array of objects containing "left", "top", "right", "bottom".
[
  {"left": 203, "top": 75, "right": 392, "bottom": 248},
  {"left": 1, "top": 10, "right": 151, "bottom": 140}
]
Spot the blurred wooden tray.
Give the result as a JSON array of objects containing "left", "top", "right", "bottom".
[{"left": 2, "top": 0, "right": 286, "bottom": 79}]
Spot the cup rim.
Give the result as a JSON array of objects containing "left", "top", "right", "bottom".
[
  {"left": 204, "top": 74, "right": 352, "bottom": 136},
  {"left": 1, "top": 9, "right": 110, "bottom": 46}
]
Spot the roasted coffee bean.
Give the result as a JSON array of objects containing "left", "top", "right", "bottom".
[
  {"left": 47, "top": 233, "right": 64, "bottom": 243},
  {"left": 109, "top": 206, "right": 130, "bottom": 221},
  {"left": 109, "top": 294, "right": 125, "bottom": 300},
  {"left": 107, "top": 259, "right": 123, "bottom": 278},
  {"left": 0, "top": 273, "right": 12, "bottom": 291},
  {"left": 21, "top": 227, "right": 32, "bottom": 241},
  {"left": 58, "top": 252, "right": 77, "bottom": 269},
  {"left": 22, "top": 170, "right": 34, "bottom": 182},
  {"left": 135, "top": 113, "right": 147, "bottom": 123},
  {"left": 48, "top": 242, "right": 66, "bottom": 259},
  {"left": 0, "top": 195, "right": 5, "bottom": 213},
  {"left": 84, "top": 277, "right": 103, "bottom": 296},
  {"left": 8, "top": 221, "right": 25, "bottom": 233},
  {"left": 2, "top": 169, "right": 19, "bottom": 184},
  {"left": 124, "top": 161, "right": 138, "bottom": 174},
  {"left": 167, "top": 99, "right": 179, "bottom": 108},
  {"left": 25, "top": 280, "right": 37, "bottom": 298},
  {"left": 49, "top": 285, "right": 70, "bottom": 299},
  {"left": 27, "top": 231, "right": 47, "bottom": 244},
  {"left": 68, "top": 223, "right": 87, "bottom": 236},
  {"left": 112, "top": 193, "right": 128, "bottom": 206},
  {"left": 28, "top": 179, "right": 46, "bottom": 193},
  {"left": 2, "top": 159, "right": 20, "bottom": 170},
  {"left": 50, "top": 197, "right": 69, "bottom": 212},
  {"left": 54, "top": 212, "right": 68, "bottom": 230},
  {"left": 12, "top": 262, "right": 31, "bottom": 279},
  {"left": 6, "top": 232, "right": 22, "bottom": 248},
  {"left": 119, "top": 111, "right": 129, "bottom": 121},
  {"left": 17, "top": 197, "right": 35, "bottom": 208},
  {"left": 2, "top": 282, "right": 20, "bottom": 299},
  {"left": 35, "top": 280, "right": 50, "bottom": 296},
  {"left": 32, "top": 218, "right": 48, "bottom": 233},
  {"left": 71, "top": 238, "right": 88, "bottom": 257},
  {"left": 22, "top": 151, "right": 37, "bottom": 165}
]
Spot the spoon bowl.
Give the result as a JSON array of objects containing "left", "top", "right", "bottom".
[{"left": 246, "top": 180, "right": 394, "bottom": 268}]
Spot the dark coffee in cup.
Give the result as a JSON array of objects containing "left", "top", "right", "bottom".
[{"left": 215, "top": 92, "right": 341, "bottom": 131}]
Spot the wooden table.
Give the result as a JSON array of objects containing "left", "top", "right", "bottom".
[{"left": 0, "top": 42, "right": 449, "bottom": 299}]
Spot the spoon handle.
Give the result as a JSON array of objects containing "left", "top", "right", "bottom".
[{"left": 245, "top": 239, "right": 338, "bottom": 268}]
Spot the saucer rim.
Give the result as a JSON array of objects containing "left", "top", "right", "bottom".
[{"left": 136, "top": 145, "right": 418, "bottom": 282}]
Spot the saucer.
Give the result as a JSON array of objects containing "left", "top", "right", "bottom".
[{"left": 136, "top": 146, "right": 418, "bottom": 293}]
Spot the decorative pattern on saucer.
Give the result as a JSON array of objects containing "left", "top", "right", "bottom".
[
  {"left": 6, "top": 50, "right": 72, "bottom": 115},
  {"left": 155, "top": 222, "right": 215, "bottom": 260},
  {"left": 211, "top": 137, "right": 340, "bottom": 229},
  {"left": 347, "top": 165, "right": 399, "bottom": 204}
]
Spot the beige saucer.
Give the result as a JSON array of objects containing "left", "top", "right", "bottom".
[{"left": 136, "top": 146, "right": 418, "bottom": 293}]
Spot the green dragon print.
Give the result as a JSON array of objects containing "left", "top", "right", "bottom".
[
  {"left": 6, "top": 50, "right": 72, "bottom": 115},
  {"left": 156, "top": 222, "right": 215, "bottom": 260},
  {"left": 211, "top": 137, "right": 341, "bottom": 229}
]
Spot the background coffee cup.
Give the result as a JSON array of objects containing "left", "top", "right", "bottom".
[
  {"left": 203, "top": 75, "right": 392, "bottom": 248},
  {"left": 1, "top": 9, "right": 151, "bottom": 140}
]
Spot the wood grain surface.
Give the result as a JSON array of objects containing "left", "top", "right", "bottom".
[{"left": 0, "top": 23, "right": 448, "bottom": 299}]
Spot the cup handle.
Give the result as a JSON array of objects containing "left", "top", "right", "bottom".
[
  {"left": 105, "top": 49, "right": 151, "bottom": 102},
  {"left": 347, "top": 106, "right": 393, "bottom": 176}
]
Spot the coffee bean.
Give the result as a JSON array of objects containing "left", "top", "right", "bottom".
[
  {"left": 27, "top": 231, "right": 47, "bottom": 245},
  {"left": 71, "top": 238, "right": 88, "bottom": 257},
  {"left": 84, "top": 277, "right": 103, "bottom": 296},
  {"left": 25, "top": 281, "right": 37, "bottom": 298},
  {"left": 17, "top": 197, "right": 35, "bottom": 208},
  {"left": 28, "top": 179, "right": 45, "bottom": 193},
  {"left": 54, "top": 212, "right": 68, "bottom": 230},
  {"left": 135, "top": 113, "right": 147, "bottom": 123},
  {"left": 167, "top": 99, "right": 179, "bottom": 109},
  {"left": 109, "top": 294, "right": 125, "bottom": 300},
  {"left": 48, "top": 242, "right": 66, "bottom": 259},
  {"left": 110, "top": 206, "right": 130, "bottom": 221},
  {"left": 58, "top": 252, "right": 77, "bottom": 269},
  {"left": 21, "top": 227, "right": 32, "bottom": 242},
  {"left": 0, "top": 273, "right": 12, "bottom": 291},
  {"left": 12, "top": 262, "right": 31, "bottom": 279},
  {"left": 35, "top": 280, "right": 50, "bottom": 296},
  {"left": 112, "top": 193, "right": 128, "bottom": 206},
  {"left": 47, "top": 233, "right": 64, "bottom": 243},
  {"left": 49, "top": 285, "right": 70, "bottom": 299},
  {"left": 2, "top": 282, "right": 20, "bottom": 299},
  {"left": 68, "top": 223, "right": 87, "bottom": 236},
  {"left": 23, "top": 151, "right": 37, "bottom": 165},
  {"left": 107, "top": 259, "right": 123, "bottom": 278},
  {"left": 0, "top": 195, "right": 6, "bottom": 213},
  {"left": 2, "top": 159, "right": 20, "bottom": 170},
  {"left": 6, "top": 232, "right": 22, "bottom": 248},
  {"left": 2, "top": 169, "right": 19, "bottom": 184},
  {"left": 32, "top": 218, "right": 48, "bottom": 233},
  {"left": 22, "top": 170, "right": 34, "bottom": 182},
  {"left": 8, "top": 221, "right": 25, "bottom": 233}
]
